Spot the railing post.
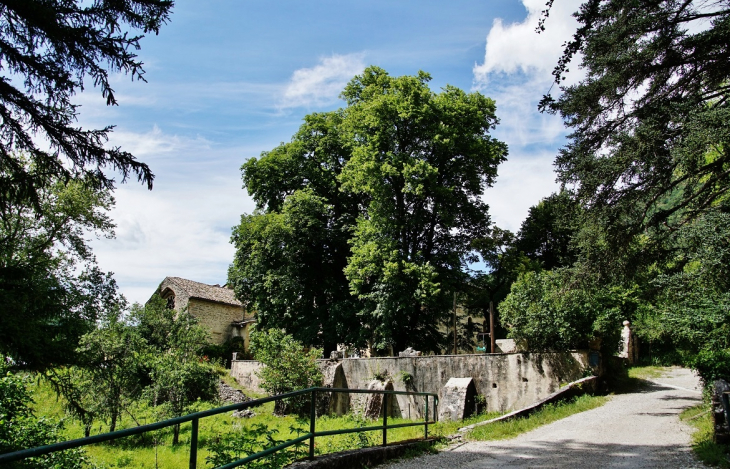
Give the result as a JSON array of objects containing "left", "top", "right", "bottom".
[
  {"left": 424, "top": 396, "right": 429, "bottom": 438},
  {"left": 189, "top": 418, "right": 199, "bottom": 469},
  {"left": 382, "top": 393, "right": 389, "bottom": 446},
  {"left": 309, "top": 389, "right": 316, "bottom": 460},
  {"left": 434, "top": 396, "right": 438, "bottom": 422}
]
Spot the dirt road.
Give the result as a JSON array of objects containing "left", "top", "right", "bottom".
[{"left": 381, "top": 368, "right": 705, "bottom": 468}]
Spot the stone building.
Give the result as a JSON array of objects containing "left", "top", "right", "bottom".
[{"left": 155, "top": 277, "right": 255, "bottom": 348}]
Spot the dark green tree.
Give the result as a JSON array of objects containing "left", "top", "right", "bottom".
[
  {"left": 523, "top": 0, "right": 730, "bottom": 377},
  {"left": 465, "top": 227, "right": 538, "bottom": 344},
  {"left": 0, "top": 159, "right": 123, "bottom": 369},
  {"left": 515, "top": 191, "right": 580, "bottom": 270},
  {"left": 540, "top": 0, "right": 730, "bottom": 261},
  {"left": 340, "top": 67, "right": 508, "bottom": 353},
  {"left": 0, "top": 0, "right": 173, "bottom": 212},
  {"left": 231, "top": 68, "right": 508, "bottom": 354},
  {"left": 229, "top": 111, "right": 364, "bottom": 353}
]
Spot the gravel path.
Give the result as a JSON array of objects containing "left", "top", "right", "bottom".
[{"left": 381, "top": 368, "right": 705, "bottom": 468}]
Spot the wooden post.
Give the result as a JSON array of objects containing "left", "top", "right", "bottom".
[
  {"left": 453, "top": 292, "right": 457, "bottom": 355},
  {"left": 489, "top": 301, "right": 495, "bottom": 354}
]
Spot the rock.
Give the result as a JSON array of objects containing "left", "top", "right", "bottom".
[
  {"left": 713, "top": 379, "right": 730, "bottom": 442},
  {"left": 218, "top": 380, "right": 251, "bottom": 404},
  {"left": 438, "top": 377, "right": 477, "bottom": 422},
  {"left": 495, "top": 339, "right": 516, "bottom": 353},
  {"left": 398, "top": 347, "right": 421, "bottom": 357},
  {"left": 363, "top": 379, "right": 394, "bottom": 420},
  {"left": 232, "top": 409, "right": 256, "bottom": 419},
  {"left": 318, "top": 360, "right": 349, "bottom": 416}
]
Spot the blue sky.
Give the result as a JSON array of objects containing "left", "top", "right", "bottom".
[{"left": 80, "top": 0, "right": 583, "bottom": 304}]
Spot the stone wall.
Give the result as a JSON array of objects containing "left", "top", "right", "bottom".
[
  {"left": 188, "top": 298, "right": 245, "bottom": 344},
  {"left": 230, "top": 352, "right": 591, "bottom": 417}
]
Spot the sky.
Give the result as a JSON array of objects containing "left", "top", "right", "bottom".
[{"left": 78, "top": 0, "right": 584, "bottom": 304}]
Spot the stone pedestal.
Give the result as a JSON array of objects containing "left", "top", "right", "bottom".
[
  {"left": 438, "top": 377, "right": 477, "bottom": 422},
  {"left": 619, "top": 321, "right": 638, "bottom": 364},
  {"left": 713, "top": 379, "right": 730, "bottom": 444},
  {"left": 363, "top": 379, "right": 394, "bottom": 420}
]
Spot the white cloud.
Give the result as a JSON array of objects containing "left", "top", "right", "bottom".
[
  {"left": 108, "top": 125, "right": 212, "bottom": 159},
  {"left": 488, "top": 75, "right": 566, "bottom": 148},
  {"left": 470, "top": 0, "right": 582, "bottom": 233},
  {"left": 280, "top": 53, "right": 366, "bottom": 108},
  {"left": 483, "top": 151, "right": 559, "bottom": 232},
  {"left": 89, "top": 125, "right": 258, "bottom": 304},
  {"left": 473, "top": 0, "right": 582, "bottom": 83}
]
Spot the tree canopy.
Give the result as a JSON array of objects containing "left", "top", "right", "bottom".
[
  {"left": 541, "top": 0, "right": 730, "bottom": 253},
  {"left": 0, "top": 0, "right": 173, "bottom": 212},
  {"left": 0, "top": 156, "right": 123, "bottom": 369},
  {"left": 499, "top": 0, "right": 730, "bottom": 380},
  {"left": 230, "top": 67, "right": 507, "bottom": 354}
]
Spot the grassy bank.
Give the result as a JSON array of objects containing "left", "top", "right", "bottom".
[
  {"left": 466, "top": 394, "right": 608, "bottom": 441},
  {"left": 26, "top": 376, "right": 502, "bottom": 468},
  {"left": 681, "top": 404, "right": 730, "bottom": 468}
]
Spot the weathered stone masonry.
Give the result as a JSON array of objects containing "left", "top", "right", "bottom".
[
  {"left": 155, "top": 276, "right": 255, "bottom": 346},
  {"left": 231, "top": 351, "right": 591, "bottom": 418}
]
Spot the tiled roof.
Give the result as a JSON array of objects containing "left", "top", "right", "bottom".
[{"left": 162, "top": 277, "right": 242, "bottom": 307}]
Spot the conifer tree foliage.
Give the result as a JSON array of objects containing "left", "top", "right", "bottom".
[
  {"left": 500, "top": 0, "right": 730, "bottom": 374},
  {"left": 541, "top": 0, "right": 730, "bottom": 256},
  {"left": 230, "top": 67, "right": 507, "bottom": 354},
  {"left": 0, "top": 0, "right": 173, "bottom": 211}
]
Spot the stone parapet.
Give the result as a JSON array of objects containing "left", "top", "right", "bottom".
[{"left": 231, "top": 351, "right": 591, "bottom": 417}]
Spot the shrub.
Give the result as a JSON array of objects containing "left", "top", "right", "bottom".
[
  {"left": 0, "top": 364, "right": 94, "bottom": 468},
  {"left": 249, "top": 328, "right": 322, "bottom": 415}
]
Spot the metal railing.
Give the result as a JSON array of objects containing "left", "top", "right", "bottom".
[{"left": 0, "top": 387, "right": 438, "bottom": 468}]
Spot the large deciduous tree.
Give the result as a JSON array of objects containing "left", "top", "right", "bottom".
[
  {"left": 229, "top": 112, "right": 364, "bottom": 353},
  {"left": 230, "top": 67, "right": 507, "bottom": 354},
  {"left": 340, "top": 67, "right": 507, "bottom": 352},
  {"left": 0, "top": 0, "right": 174, "bottom": 212}
]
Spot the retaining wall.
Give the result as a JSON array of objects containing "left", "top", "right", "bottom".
[{"left": 230, "top": 352, "right": 591, "bottom": 418}]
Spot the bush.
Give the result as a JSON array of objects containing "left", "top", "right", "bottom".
[
  {"left": 0, "top": 364, "right": 94, "bottom": 468},
  {"left": 249, "top": 328, "right": 322, "bottom": 415},
  {"left": 500, "top": 270, "right": 597, "bottom": 351},
  {"left": 692, "top": 349, "right": 730, "bottom": 385},
  {"left": 201, "top": 336, "right": 251, "bottom": 368}
]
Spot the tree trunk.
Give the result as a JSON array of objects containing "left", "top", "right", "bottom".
[
  {"left": 109, "top": 411, "right": 117, "bottom": 433},
  {"left": 173, "top": 423, "right": 180, "bottom": 445}
]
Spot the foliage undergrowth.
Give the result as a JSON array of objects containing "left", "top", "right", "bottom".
[
  {"left": 681, "top": 404, "right": 730, "bottom": 468},
  {"left": 467, "top": 394, "right": 608, "bottom": 441}
]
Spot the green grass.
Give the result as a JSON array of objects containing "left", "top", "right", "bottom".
[
  {"left": 627, "top": 366, "right": 670, "bottom": 380},
  {"left": 25, "top": 373, "right": 610, "bottom": 468},
  {"left": 466, "top": 394, "right": 609, "bottom": 441},
  {"left": 681, "top": 404, "right": 730, "bottom": 468},
  {"left": 25, "top": 376, "right": 503, "bottom": 468}
]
